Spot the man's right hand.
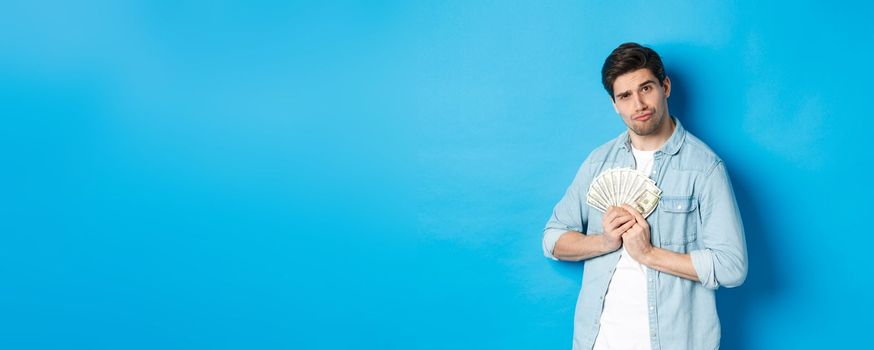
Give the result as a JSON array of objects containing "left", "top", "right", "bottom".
[{"left": 601, "top": 206, "right": 635, "bottom": 252}]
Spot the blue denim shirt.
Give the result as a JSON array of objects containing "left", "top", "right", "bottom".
[{"left": 542, "top": 118, "right": 747, "bottom": 350}]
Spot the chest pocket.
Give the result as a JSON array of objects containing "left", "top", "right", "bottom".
[{"left": 657, "top": 195, "right": 699, "bottom": 248}]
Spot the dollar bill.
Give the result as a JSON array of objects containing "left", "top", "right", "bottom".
[{"left": 585, "top": 167, "right": 661, "bottom": 217}]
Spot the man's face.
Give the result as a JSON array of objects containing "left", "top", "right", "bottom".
[{"left": 611, "top": 68, "right": 671, "bottom": 137}]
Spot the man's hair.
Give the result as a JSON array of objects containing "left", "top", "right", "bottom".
[{"left": 601, "top": 42, "right": 666, "bottom": 99}]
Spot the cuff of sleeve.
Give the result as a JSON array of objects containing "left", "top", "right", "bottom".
[
  {"left": 542, "top": 228, "right": 568, "bottom": 261},
  {"left": 690, "top": 249, "right": 719, "bottom": 289}
]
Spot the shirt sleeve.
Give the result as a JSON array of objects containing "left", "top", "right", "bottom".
[
  {"left": 542, "top": 163, "right": 592, "bottom": 260},
  {"left": 689, "top": 161, "right": 748, "bottom": 289}
]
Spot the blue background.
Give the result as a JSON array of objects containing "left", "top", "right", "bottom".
[{"left": 2, "top": 1, "right": 871, "bottom": 349}]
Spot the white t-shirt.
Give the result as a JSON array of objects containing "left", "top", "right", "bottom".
[{"left": 593, "top": 145, "right": 656, "bottom": 350}]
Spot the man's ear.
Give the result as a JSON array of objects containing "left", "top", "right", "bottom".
[
  {"left": 663, "top": 76, "right": 671, "bottom": 98},
  {"left": 611, "top": 97, "right": 619, "bottom": 114}
]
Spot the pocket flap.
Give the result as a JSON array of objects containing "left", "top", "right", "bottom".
[{"left": 660, "top": 196, "right": 698, "bottom": 213}]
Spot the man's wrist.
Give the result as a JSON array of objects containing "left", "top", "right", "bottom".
[
  {"left": 600, "top": 234, "right": 619, "bottom": 253},
  {"left": 640, "top": 246, "right": 659, "bottom": 267}
]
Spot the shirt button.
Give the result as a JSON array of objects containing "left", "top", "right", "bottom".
[
  {"left": 650, "top": 306, "right": 654, "bottom": 310},
  {"left": 677, "top": 205, "right": 682, "bottom": 209}
]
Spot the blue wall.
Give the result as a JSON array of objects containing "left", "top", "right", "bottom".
[{"left": 2, "top": 1, "right": 871, "bottom": 349}]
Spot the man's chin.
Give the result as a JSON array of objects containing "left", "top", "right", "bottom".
[
  {"left": 629, "top": 123, "right": 658, "bottom": 136},
  {"left": 628, "top": 117, "right": 663, "bottom": 136}
]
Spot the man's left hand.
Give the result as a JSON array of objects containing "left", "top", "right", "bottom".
[{"left": 620, "top": 204, "right": 654, "bottom": 264}]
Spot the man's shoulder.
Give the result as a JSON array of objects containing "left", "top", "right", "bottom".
[{"left": 676, "top": 130, "right": 723, "bottom": 173}]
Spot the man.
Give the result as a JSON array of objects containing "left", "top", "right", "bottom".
[{"left": 542, "top": 43, "right": 747, "bottom": 349}]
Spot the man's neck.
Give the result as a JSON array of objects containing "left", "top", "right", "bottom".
[{"left": 629, "top": 116, "right": 676, "bottom": 151}]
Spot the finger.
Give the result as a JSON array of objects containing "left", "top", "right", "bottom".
[
  {"left": 609, "top": 206, "right": 632, "bottom": 221},
  {"left": 608, "top": 213, "right": 631, "bottom": 227},
  {"left": 614, "top": 218, "right": 635, "bottom": 231},
  {"left": 614, "top": 209, "right": 634, "bottom": 220},
  {"left": 603, "top": 206, "right": 617, "bottom": 224},
  {"left": 610, "top": 220, "right": 631, "bottom": 233},
  {"left": 618, "top": 219, "right": 636, "bottom": 233},
  {"left": 614, "top": 208, "right": 635, "bottom": 222},
  {"left": 619, "top": 224, "right": 636, "bottom": 241},
  {"left": 616, "top": 210, "right": 634, "bottom": 221},
  {"left": 620, "top": 204, "right": 648, "bottom": 226},
  {"left": 605, "top": 207, "right": 628, "bottom": 229},
  {"left": 601, "top": 207, "right": 614, "bottom": 225}
]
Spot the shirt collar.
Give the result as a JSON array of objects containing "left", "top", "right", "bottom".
[{"left": 619, "top": 116, "right": 686, "bottom": 155}]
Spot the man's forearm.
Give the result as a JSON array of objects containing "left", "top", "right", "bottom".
[
  {"left": 552, "top": 231, "right": 616, "bottom": 261},
  {"left": 641, "top": 248, "right": 700, "bottom": 282}
]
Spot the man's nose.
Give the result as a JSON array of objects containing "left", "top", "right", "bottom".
[{"left": 634, "top": 94, "right": 647, "bottom": 111}]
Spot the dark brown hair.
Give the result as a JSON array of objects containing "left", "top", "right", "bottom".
[{"left": 601, "top": 42, "right": 666, "bottom": 100}]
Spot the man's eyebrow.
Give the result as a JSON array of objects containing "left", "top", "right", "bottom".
[
  {"left": 615, "top": 80, "right": 659, "bottom": 98},
  {"left": 638, "top": 80, "right": 657, "bottom": 88}
]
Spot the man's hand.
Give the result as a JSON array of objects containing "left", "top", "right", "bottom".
[
  {"left": 620, "top": 204, "right": 654, "bottom": 263},
  {"left": 601, "top": 206, "right": 635, "bottom": 252}
]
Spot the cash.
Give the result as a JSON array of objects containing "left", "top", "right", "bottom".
[{"left": 586, "top": 168, "right": 662, "bottom": 218}]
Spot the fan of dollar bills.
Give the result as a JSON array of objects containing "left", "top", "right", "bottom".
[{"left": 586, "top": 168, "right": 662, "bottom": 218}]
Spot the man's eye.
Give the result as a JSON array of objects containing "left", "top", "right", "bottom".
[{"left": 642, "top": 85, "right": 651, "bottom": 92}]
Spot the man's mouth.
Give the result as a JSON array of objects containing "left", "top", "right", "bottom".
[{"left": 633, "top": 113, "right": 652, "bottom": 122}]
